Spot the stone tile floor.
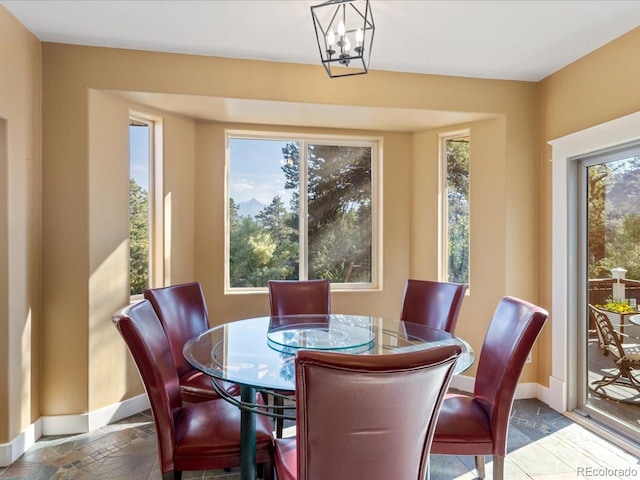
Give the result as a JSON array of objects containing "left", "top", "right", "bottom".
[{"left": 1, "top": 399, "right": 638, "bottom": 479}]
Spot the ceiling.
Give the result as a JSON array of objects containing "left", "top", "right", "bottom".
[{"left": 4, "top": 0, "right": 640, "bottom": 130}]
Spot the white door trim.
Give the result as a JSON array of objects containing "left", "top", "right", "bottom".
[{"left": 548, "top": 110, "right": 640, "bottom": 412}]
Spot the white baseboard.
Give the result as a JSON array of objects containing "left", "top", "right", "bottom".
[
  {"left": 545, "top": 375, "right": 567, "bottom": 413},
  {"left": 450, "top": 375, "right": 552, "bottom": 403},
  {"left": 450, "top": 373, "right": 475, "bottom": 392},
  {"left": 41, "top": 393, "right": 150, "bottom": 435},
  {"left": 514, "top": 381, "right": 540, "bottom": 399},
  {"left": 0, "top": 394, "right": 149, "bottom": 467},
  {"left": 0, "top": 418, "right": 41, "bottom": 467}
]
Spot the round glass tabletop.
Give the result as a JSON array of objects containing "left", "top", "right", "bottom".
[{"left": 184, "top": 314, "right": 474, "bottom": 392}]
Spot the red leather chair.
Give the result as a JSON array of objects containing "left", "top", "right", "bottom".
[
  {"left": 273, "top": 345, "right": 462, "bottom": 480},
  {"left": 268, "top": 279, "right": 331, "bottom": 316},
  {"left": 268, "top": 279, "right": 331, "bottom": 437},
  {"left": 144, "top": 282, "right": 240, "bottom": 402},
  {"left": 400, "top": 279, "right": 467, "bottom": 333},
  {"left": 112, "top": 300, "right": 273, "bottom": 480},
  {"left": 430, "top": 296, "right": 548, "bottom": 480}
]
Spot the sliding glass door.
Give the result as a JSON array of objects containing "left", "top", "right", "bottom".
[{"left": 577, "top": 143, "right": 640, "bottom": 439}]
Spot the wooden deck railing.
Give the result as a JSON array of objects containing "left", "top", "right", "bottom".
[{"left": 588, "top": 277, "right": 640, "bottom": 305}]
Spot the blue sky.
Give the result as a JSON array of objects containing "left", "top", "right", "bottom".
[
  {"left": 229, "top": 137, "right": 295, "bottom": 207},
  {"left": 130, "top": 129, "right": 296, "bottom": 208},
  {"left": 130, "top": 125, "right": 149, "bottom": 190}
]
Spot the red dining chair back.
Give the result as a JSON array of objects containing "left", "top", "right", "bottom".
[
  {"left": 430, "top": 296, "right": 548, "bottom": 480},
  {"left": 273, "top": 345, "right": 462, "bottom": 480},
  {"left": 144, "top": 282, "right": 240, "bottom": 402},
  {"left": 400, "top": 279, "right": 467, "bottom": 333},
  {"left": 268, "top": 279, "right": 331, "bottom": 438},
  {"left": 112, "top": 300, "right": 273, "bottom": 480},
  {"left": 268, "top": 279, "right": 330, "bottom": 316}
]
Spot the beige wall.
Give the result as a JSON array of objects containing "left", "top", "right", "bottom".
[
  {"left": 4, "top": 0, "right": 640, "bottom": 460},
  {"left": 41, "top": 81, "right": 197, "bottom": 415},
  {"left": 411, "top": 116, "right": 545, "bottom": 380},
  {"left": 0, "top": 8, "right": 41, "bottom": 445},
  {"left": 0, "top": 12, "right": 543, "bottom": 447},
  {"left": 39, "top": 40, "right": 539, "bottom": 416},
  {"left": 537, "top": 26, "right": 640, "bottom": 384},
  {"left": 87, "top": 91, "right": 140, "bottom": 410},
  {"left": 85, "top": 91, "right": 196, "bottom": 410}
]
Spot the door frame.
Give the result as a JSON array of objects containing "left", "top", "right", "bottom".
[{"left": 549, "top": 110, "right": 640, "bottom": 455}]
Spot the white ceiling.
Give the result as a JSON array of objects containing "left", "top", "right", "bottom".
[
  {"left": 4, "top": 0, "right": 640, "bottom": 81},
  {"left": 4, "top": 0, "right": 640, "bottom": 130}
]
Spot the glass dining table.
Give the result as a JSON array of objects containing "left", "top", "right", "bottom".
[{"left": 183, "top": 314, "right": 474, "bottom": 480}]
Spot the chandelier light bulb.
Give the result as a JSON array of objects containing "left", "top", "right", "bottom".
[
  {"left": 356, "top": 27, "right": 363, "bottom": 46},
  {"left": 327, "top": 30, "right": 335, "bottom": 47},
  {"left": 344, "top": 37, "right": 351, "bottom": 54},
  {"left": 337, "top": 20, "right": 346, "bottom": 37}
]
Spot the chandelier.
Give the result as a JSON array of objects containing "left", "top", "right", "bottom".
[{"left": 311, "top": 0, "right": 375, "bottom": 78}]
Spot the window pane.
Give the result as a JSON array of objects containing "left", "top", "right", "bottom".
[
  {"left": 129, "top": 122, "right": 150, "bottom": 296},
  {"left": 307, "top": 144, "right": 372, "bottom": 283},
  {"left": 587, "top": 155, "right": 640, "bottom": 285},
  {"left": 585, "top": 151, "right": 640, "bottom": 422},
  {"left": 228, "top": 138, "right": 300, "bottom": 287},
  {"left": 446, "top": 137, "right": 470, "bottom": 284}
]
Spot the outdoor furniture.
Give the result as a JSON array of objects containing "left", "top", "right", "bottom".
[
  {"left": 273, "top": 346, "right": 462, "bottom": 480},
  {"left": 430, "top": 296, "right": 548, "bottom": 480},
  {"left": 400, "top": 279, "right": 467, "bottom": 333},
  {"left": 589, "top": 304, "right": 640, "bottom": 404},
  {"left": 112, "top": 300, "right": 274, "bottom": 480}
]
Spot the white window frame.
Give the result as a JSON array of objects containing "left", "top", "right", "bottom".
[
  {"left": 129, "top": 113, "right": 164, "bottom": 300},
  {"left": 224, "top": 130, "right": 382, "bottom": 293},
  {"left": 438, "top": 129, "right": 470, "bottom": 286}
]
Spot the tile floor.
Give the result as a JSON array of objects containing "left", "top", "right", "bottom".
[{"left": 1, "top": 399, "right": 638, "bottom": 479}]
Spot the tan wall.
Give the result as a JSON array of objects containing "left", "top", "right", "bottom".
[
  {"left": 0, "top": 7, "right": 42, "bottom": 445},
  {"left": 86, "top": 91, "right": 196, "bottom": 410},
  {"left": 411, "top": 116, "right": 544, "bottom": 381},
  {"left": 537, "top": 26, "right": 640, "bottom": 383},
  {"left": 87, "top": 91, "right": 140, "bottom": 410},
  {"left": 41, "top": 81, "right": 197, "bottom": 415},
  {"left": 38, "top": 42, "right": 538, "bottom": 416},
  {"left": 4, "top": 0, "right": 639, "bottom": 452}
]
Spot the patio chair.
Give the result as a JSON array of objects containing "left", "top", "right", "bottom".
[{"left": 588, "top": 304, "right": 640, "bottom": 404}]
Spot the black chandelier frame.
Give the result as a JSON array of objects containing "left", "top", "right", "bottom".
[{"left": 311, "top": 0, "right": 375, "bottom": 78}]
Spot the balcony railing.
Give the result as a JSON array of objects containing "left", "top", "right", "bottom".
[{"left": 588, "top": 270, "right": 640, "bottom": 306}]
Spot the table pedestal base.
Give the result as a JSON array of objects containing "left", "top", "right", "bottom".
[{"left": 240, "top": 385, "right": 257, "bottom": 480}]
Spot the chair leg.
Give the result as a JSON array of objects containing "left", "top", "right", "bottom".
[
  {"left": 274, "top": 396, "right": 284, "bottom": 438},
  {"left": 492, "top": 455, "right": 504, "bottom": 480},
  {"left": 261, "top": 461, "right": 274, "bottom": 480},
  {"left": 475, "top": 455, "right": 485, "bottom": 479},
  {"left": 162, "top": 472, "right": 181, "bottom": 480}
]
